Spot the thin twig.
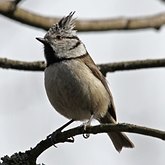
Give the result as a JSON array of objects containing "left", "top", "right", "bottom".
[
  {"left": 0, "top": 57, "right": 165, "bottom": 74},
  {"left": 0, "top": 1, "right": 165, "bottom": 31},
  {"left": 29, "top": 123, "right": 165, "bottom": 159},
  {"left": 1, "top": 123, "right": 164, "bottom": 164}
]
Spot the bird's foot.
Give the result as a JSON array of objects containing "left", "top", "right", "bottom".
[{"left": 82, "top": 115, "right": 94, "bottom": 139}]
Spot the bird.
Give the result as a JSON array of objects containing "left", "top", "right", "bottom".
[{"left": 36, "top": 12, "right": 134, "bottom": 152}]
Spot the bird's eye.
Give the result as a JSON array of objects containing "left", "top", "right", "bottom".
[{"left": 56, "top": 35, "right": 62, "bottom": 40}]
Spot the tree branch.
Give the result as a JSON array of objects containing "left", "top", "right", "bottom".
[
  {"left": 0, "top": 57, "right": 165, "bottom": 74},
  {"left": 13, "top": 0, "right": 24, "bottom": 6},
  {"left": 1, "top": 123, "right": 165, "bottom": 164},
  {"left": 0, "top": 1, "right": 165, "bottom": 32},
  {"left": 30, "top": 123, "right": 165, "bottom": 159},
  {"left": 0, "top": 57, "right": 46, "bottom": 71},
  {"left": 99, "top": 58, "right": 165, "bottom": 75}
]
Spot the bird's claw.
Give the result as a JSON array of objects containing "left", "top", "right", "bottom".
[{"left": 81, "top": 115, "right": 94, "bottom": 139}]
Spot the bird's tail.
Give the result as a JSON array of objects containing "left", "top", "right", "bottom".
[
  {"left": 99, "top": 113, "right": 134, "bottom": 152},
  {"left": 107, "top": 131, "right": 134, "bottom": 152}
]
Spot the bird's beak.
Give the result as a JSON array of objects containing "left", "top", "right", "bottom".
[{"left": 36, "top": 37, "right": 47, "bottom": 44}]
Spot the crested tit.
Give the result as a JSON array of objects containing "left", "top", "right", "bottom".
[{"left": 36, "top": 12, "right": 134, "bottom": 152}]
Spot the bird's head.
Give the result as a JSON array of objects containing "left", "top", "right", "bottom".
[{"left": 36, "top": 12, "right": 86, "bottom": 65}]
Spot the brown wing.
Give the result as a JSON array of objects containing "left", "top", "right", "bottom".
[{"left": 79, "top": 53, "right": 117, "bottom": 121}]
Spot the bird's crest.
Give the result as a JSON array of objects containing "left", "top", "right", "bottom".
[{"left": 45, "top": 11, "right": 76, "bottom": 38}]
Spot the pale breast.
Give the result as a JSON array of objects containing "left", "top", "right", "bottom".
[{"left": 44, "top": 60, "right": 110, "bottom": 121}]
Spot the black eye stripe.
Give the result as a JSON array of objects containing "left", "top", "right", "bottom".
[
  {"left": 65, "top": 36, "right": 79, "bottom": 40},
  {"left": 55, "top": 36, "right": 79, "bottom": 41},
  {"left": 69, "top": 40, "right": 81, "bottom": 50}
]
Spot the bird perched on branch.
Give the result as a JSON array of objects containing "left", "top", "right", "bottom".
[{"left": 36, "top": 12, "right": 134, "bottom": 152}]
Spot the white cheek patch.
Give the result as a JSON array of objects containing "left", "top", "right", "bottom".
[
  {"left": 56, "top": 43, "right": 87, "bottom": 58},
  {"left": 68, "top": 43, "right": 87, "bottom": 57},
  {"left": 50, "top": 38, "right": 87, "bottom": 59}
]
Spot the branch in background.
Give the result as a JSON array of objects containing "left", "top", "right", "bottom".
[
  {"left": 13, "top": 0, "right": 24, "bottom": 5},
  {"left": 0, "top": 57, "right": 46, "bottom": 71},
  {"left": 159, "top": 0, "right": 165, "bottom": 4},
  {"left": 0, "top": 1, "right": 58, "bottom": 31},
  {"left": 0, "top": 1, "right": 165, "bottom": 32},
  {"left": 99, "top": 58, "right": 165, "bottom": 75},
  {"left": 0, "top": 57, "right": 165, "bottom": 74},
  {"left": 1, "top": 123, "right": 165, "bottom": 164}
]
